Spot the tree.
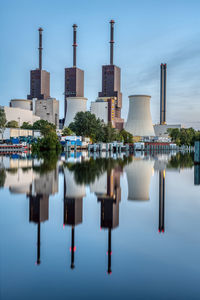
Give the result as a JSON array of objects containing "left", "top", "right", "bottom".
[
  {"left": 21, "top": 122, "right": 33, "bottom": 130},
  {"left": 102, "top": 123, "right": 118, "bottom": 143},
  {"left": 32, "top": 120, "right": 56, "bottom": 133},
  {"left": 119, "top": 129, "right": 133, "bottom": 143},
  {"left": 69, "top": 111, "right": 104, "bottom": 142},
  {"left": 6, "top": 120, "right": 19, "bottom": 128},
  {"left": 0, "top": 108, "right": 7, "bottom": 140},
  {"left": 62, "top": 127, "right": 74, "bottom": 136}
]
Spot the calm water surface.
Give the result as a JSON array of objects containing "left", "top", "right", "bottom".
[{"left": 0, "top": 152, "right": 200, "bottom": 300}]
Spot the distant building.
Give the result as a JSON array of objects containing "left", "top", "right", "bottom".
[
  {"left": 154, "top": 124, "right": 182, "bottom": 137},
  {"left": 2, "top": 106, "right": 40, "bottom": 125},
  {"left": 27, "top": 28, "right": 50, "bottom": 100},
  {"left": 64, "top": 24, "right": 87, "bottom": 127},
  {"left": 10, "top": 99, "right": 32, "bottom": 110},
  {"left": 27, "top": 69, "right": 50, "bottom": 100},
  {"left": 98, "top": 20, "right": 124, "bottom": 130},
  {"left": 90, "top": 97, "right": 115, "bottom": 126},
  {"left": 35, "top": 98, "right": 59, "bottom": 128},
  {"left": 125, "top": 95, "right": 155, "bottom": 137}
]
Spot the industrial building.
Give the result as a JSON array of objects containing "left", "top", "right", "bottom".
[
  {"left": 27, "top": 28, "right": 50, "bottom": 100},
  {"left": 125, "top": 95, "right": 155, "bottom": 137},
  {"left": 90, "top": 97, "right": 115, "bottom": 126},
  {"left": 98, "top": 20, "right": 124, "bottom": 130},
  {"left": 35, "top": 98, "right": 59, "bottom": 128},
  {"left": 2, "top": 105, "right": 40, "bottom": 125},
  {"left": 64, "top": 24, "right": 87, "bottom": 127},
  {"left": 154, "top": 63, "right": 181, "bottom": 137}
]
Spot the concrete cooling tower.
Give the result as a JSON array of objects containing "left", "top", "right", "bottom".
[
  {"left": 125, "top": 158, "right": 154, "bottom": 201},
  {"left": 64, "top": 97, "right": 87, "bottom": 127},
  {"left": 125, "top": 95, "right": 155, "bottom": 137}
]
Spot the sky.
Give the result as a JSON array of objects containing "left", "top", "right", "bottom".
[{"left": 0, "top": 0, "right": 200, "bottom": 128}]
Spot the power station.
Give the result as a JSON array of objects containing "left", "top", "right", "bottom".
[
  {"left": 64, "top": 24, "right": 87, "bottom": 127},
  {"left": 28, "top": 28, "right": 50, "bottom": 100},
  {"left": 95, "top": 20, "right": 124, "bottom": 130}
]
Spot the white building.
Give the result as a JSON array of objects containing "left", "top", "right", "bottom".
[
  {"left": 64, "top": 97, "right": 87, "bottom": 127},
  {"left": 91, "top": 101, "right": 108, "bottom": 123},
  {"left": 154, "top": 124, "right": 182, "bottom": 137},
  {"left": 10, "top": 99, "right": 32, "bottom": 111},
  {"left": 35, "top": 98, "right": 59, "bottom": 128},
  {"left": 125, "top": 95, "right": 155, "bottom": 137},
  {"left": 3, "top": 106, "right": 40, "bottom": 126}
]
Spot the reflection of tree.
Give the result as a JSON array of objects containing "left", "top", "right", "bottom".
[
  {"left": 0, "top": 169, "right": 6, "bottom": 188},
  {"left": 6, "top": 168, "right": 18, "bottom": 174},
  {"left": 65, "top": 156, "right": 132, "bottom": 185},
  {"left": 167, "top": 152, "right": 194, "bottom": 169},
  {"left": 33, "top": 151, "right": 59, "bottom": 175}
]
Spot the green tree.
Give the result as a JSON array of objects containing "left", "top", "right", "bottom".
[
  {"left": 21, "top": 122, "right": 33, "bottom": 130},
  {"left": 0, "top": 108, "right": 7, "bottom": 140},
  {"left": 32, "top": 120, "right": 56, "bottom": 132},
  {"left": 119, "top": 129, "right": 133, "bottom": 143},
  {"left": 69, "top": 111, "right": 104, "bottom": 142},
  {"left": 6, "top": 120, "right": 19, "bottom": 128},
  {"left": 102, "top": 123, "right": 118, "bottom": 143},
  {"left": 62, "top": 127, "right": 74, "bottom": 136}
]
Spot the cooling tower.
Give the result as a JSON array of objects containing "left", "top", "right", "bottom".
[
  {"left": 125, "top": 158, "right": 154, "bottom": 201},
  {"left": 64, "top": 97, "right": 87, "bottom": 127},
  {"left": 125, "top": 95, "right": 155, "bottom": 137}
]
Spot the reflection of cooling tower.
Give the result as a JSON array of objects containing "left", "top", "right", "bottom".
[
  {"left": 125, "top": 95, "right": 155, "bottom": 136},
  {"left": 125, "top": 159, "right": 154, "bottom": 201},
  {"left": 63, "top": 167, "right": 86, "bottom": 198},
  {"left": 64, "top": 97, "right": 87, "bottom": 127}
]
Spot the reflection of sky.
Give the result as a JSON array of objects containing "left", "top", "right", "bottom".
[
  {"left": 1, "top": 0, "right": 200, "bottom": 128},
  {"left": 1, "top": 161, "right": 200, "bottom": 299}
]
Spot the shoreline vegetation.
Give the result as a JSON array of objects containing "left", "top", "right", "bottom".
[{"left": 1, "top": 108, "right": 200, "bottom": 152}]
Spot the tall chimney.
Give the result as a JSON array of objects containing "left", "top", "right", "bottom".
[
  {"left": 38, "top": 27, "right": 43, "bottom": 70},
  {"left": 110, "top": 20, "right": 115, "bottom": 65},
  {"left": 73, "top": 24, "right": 78, "bottom": 67},
  {"left": 160, "top": 63, "right": 167, "bottom": 124}
]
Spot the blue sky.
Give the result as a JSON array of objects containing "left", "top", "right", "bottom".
[{"left": 1, "top": 0, "right": 200, "bottom": 127}]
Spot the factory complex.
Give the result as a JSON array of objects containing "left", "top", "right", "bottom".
[{"left": 1, "top": 21, "right": 181, "bottom": 141}]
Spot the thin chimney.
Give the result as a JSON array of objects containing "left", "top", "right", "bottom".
[
  {"left": 73, "top": 24, "right": 78, "bottom": 67},
  {"left": 110, "top": 20, "right": 115, "bottom": 65},
  {"left": 38, "top": 27, "right": 43, "bottom": 70}
]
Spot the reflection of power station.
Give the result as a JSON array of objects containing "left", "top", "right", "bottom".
[
  {"left": 63, "top": 167, "right": 85, "bottom": 269},
  {"left": 97, "top": 168, "right": 121, "bottom": 274},
  {"left": 29, "top": 194, "right": 49, "bottom": 265},
  {"left": 158, "top": 170, "right": 165, "bottom": 233},
  {"left": 125, "top": 158, "right": 154, "bottom": 201},
  {"left": 194, "top": 165, "right": 200, "bottom": 185}
]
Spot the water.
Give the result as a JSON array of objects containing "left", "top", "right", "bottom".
[{"left": 1, "top": 152, "right": 200, "bottom": 300}]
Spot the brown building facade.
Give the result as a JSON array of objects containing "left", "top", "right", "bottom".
[{"left": 27, "top": 69, "right": 50, "bottom": 100}]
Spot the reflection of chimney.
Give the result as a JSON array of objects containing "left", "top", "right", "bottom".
[
  {"left": 107, "top": 228, "right": 112, "bottom": 274},
  {"left": 29, "top": 194, "right": 49, "bottom": 265},
  {"left": 37, "top": 222, "right": 41, "bottom": 265},
  {"left": 70, "top": 226, "right": 75, "bottom": 269},
  {"left": 63, "top": 169, "right": 83, "bottom": 269},
  {"left": 98, "top": 168, "right": 121, "bottom": 274},
  {"left": 158, "top": 170, "right": 165, "bottom": 233}
]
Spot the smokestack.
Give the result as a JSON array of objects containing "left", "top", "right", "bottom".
[
  {"left": 110, "top": 20, "right": 115, "bottom": 65},
  {"left": 160, "top": 63, "right": 167, "bottom": 125},
  {"left": 73, "top": 24, "right": 78, "bottom": 67},
  {"left": 38, "top": 27, "right": 43, "bottom": 71}
]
